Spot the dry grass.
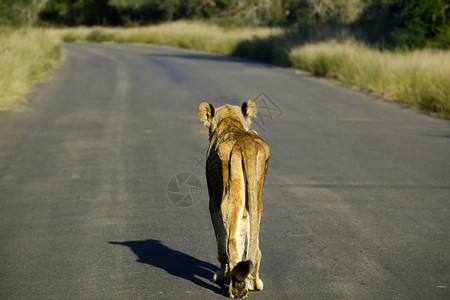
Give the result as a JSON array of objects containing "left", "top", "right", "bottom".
[
  {"left": 289, "top": 40, "right": 450, "bottom": 117},
  {"left": 58, "top": 21, "right": 281, "bottom": 55},
  {"left": 0, "top": 27, "right": 62, "bottom": 112}
]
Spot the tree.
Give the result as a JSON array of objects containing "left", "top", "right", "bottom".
[
  {"left": 391, "top": 0, "right": 449, "bottom": 48},
  {"left": 1, "top": 0, "right": 49, "bottom": 25}
]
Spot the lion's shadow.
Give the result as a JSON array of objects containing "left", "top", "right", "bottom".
[{"left": 109, "top": 239, "right": 228, "bottom": 296}]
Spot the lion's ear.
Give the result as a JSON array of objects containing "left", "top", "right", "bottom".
[
  {"left": 199, "top": 102, "right": 215, "bottom": 126},
  {"left": 242, "top": 99, "right": 257, "bottom": 119}
]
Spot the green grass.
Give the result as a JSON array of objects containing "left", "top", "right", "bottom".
[
  {"left": 289, "top": 40, "right": 450, "bottom": 117},
  {"left": 0, "top": 27, "right": 63, "bottom": 112}
]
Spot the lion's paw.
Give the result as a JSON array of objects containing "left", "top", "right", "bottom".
[
  {"left": 230, "top": 280, "right": 248, "bottom": 298},
  {"left": 247, "top": 278, "right": 263, "bottom": 291}
]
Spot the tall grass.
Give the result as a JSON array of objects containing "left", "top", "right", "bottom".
[
  {"left": 0, "top": 27, "right": 62, "bottom": 112},
  {"left": 60, "top": 21, "right": 281, "bottom": 55},
  {"left": 289, "top": 40, "right": 450, "bottom": 117}
]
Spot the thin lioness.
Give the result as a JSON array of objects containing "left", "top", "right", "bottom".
[{"left": 199, "top": 100, "right": 270, "bottom": 298}]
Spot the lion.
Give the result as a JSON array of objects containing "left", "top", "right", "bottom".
[{"left": 198, "top": 100, "right": 270, "bottom": 298}]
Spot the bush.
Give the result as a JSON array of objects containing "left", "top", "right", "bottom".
[{"left": 86, "top": 29, "right": 115, "bottom": 42}]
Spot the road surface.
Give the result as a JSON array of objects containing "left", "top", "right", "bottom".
[{"left": 0, "top": 43, "right": 449, "bottom": 299}]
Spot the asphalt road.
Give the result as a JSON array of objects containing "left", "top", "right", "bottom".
[{"left": 0, "top": 43, "right": 449, "bottom": 299}]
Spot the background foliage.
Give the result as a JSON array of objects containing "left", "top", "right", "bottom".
[{"left": 1, "top": 0, "right": 448, "bottom": 48}]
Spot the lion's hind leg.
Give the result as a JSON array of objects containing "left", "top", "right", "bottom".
[
  {"left": 210, "top": 208, "right": 229, "bottom": 284},
  {"left": 246, "top": 248, "right": 263, "bottom": 291},
  {"left": 228, "top": 211, "right": 252, "bottom": 298},
  {"left": 243, "top": 144, "right": 268, "bottom": 292},
  {"left": 213, "top": 252, "right": 229, "bottom": 284}
]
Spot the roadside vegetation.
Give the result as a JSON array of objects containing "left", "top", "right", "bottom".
[
  {"left": 55, "top": 24, "right": 450, "bottom": 117},
  {"left": 0, "top": 27, "right": 62, "bottom": 112},
  {"left": 289, "top": 40, "right": 450, "bottom": 116},
  {"left": 59, "top": 21, "right": 281, "bottom": 55},
  {"left": 0, "top": 0, "right": 449, "bottom": 116}
]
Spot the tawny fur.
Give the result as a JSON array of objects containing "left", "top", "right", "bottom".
[{"left": 199, "top": 100, "right": 270, "bottom": 298}]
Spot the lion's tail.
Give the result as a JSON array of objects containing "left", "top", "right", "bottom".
[
  {"left": 230, "top": 259, "right": 253, "bottom": 298},
  {"left": 232, "top": 143, "right": 260, "bottom": 280},
  {"left": 231, "top": 260, "right": 253, "bottom": 281}
]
